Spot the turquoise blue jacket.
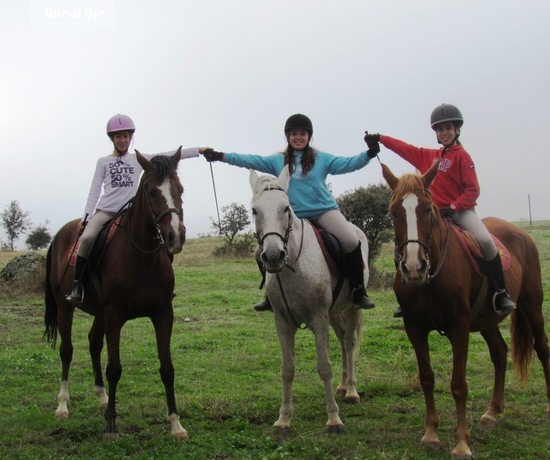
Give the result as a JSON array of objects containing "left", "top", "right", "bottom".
[{"left": 223, "top": 150, "right": 371, "bottom": 218}]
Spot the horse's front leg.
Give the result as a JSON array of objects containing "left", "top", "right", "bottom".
[
  {"left": 152, "top": 308, "right": 188, "bottom": 441},
  {"left": 311, "top": 320, "right": 344, "bottom": 433},
  {"left": 88, "top": 315, "right": 108, "bottom": 412},
  {"left": 448, "top": 327, "right": 472, "bottom": 458},
  {"left": 55, "top": 304, "right": 75, "bottom": 420},
  {"left": 479, "top": 326, "right": 508, "bottom": 425},
  {"left": 273, "top": 314, "right": 297, "bottom": 430},
  {"left": 103, "top": 318, "right": 123, "bottom": 440},
  {"left": 405, "top": 322, "right": 440, "bottom": 447}
]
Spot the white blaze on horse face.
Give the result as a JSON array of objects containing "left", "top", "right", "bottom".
[
  {"left": 158, "top": 180, "right": 181, "bottom": 235},
  {"left": 402, "top": 193, "right": 423, "bottom": 276}
]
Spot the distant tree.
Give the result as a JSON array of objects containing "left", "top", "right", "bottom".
[
  {"left": 1, "top": 200, "right": 32, "bottom": 251},
  {"left": 212, "top": 202, "right": 250, "bottom": 244},
  {"left": 26, "top": 222, "right": 52, "bottom": 250},
  {"left": 211, "top": 202, "right": 255, "bottom": 257},
  {"left": 336, "top": 184, "right": 393, "bottom": 264}
]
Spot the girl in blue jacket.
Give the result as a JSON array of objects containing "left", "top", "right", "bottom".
[{"left": 203, "top": 113, "right": 378, "bottom": 311}]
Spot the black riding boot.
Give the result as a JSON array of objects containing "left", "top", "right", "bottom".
[
  {"left": 66, "top": 255, "right": 86, "bottom": 306},
  {"left": 482, "top": 253, "right": 516, "bottom": 314},
  {"left": 345, "top": 242, "right": 375, "bottom": 310},
  {"left": 252, "top": 252, "right": 272, "bottom": 312}
]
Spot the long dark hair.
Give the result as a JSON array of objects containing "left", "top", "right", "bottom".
[{"left": 283, "top": 141, "right": 316, "bottom": 176}]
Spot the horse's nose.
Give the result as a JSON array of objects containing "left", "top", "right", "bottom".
[{"left": 261, "top": 247, "right": 286, "bottom": 272}]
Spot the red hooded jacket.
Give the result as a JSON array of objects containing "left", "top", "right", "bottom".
[{"left": 380, "top": 135, "right": 480, "bottom": 211}]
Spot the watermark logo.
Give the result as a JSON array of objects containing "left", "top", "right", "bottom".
[{"left": 30, "top": 0, "right": 115, "bottom": 33}]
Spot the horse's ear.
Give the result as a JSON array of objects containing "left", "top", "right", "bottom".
[
  {"left": 381, "top": 163, "right": 399, "bottom": 191},
  {"left": 422, "top": 160, "right": 439, "bottom": 187},
  {"left": 172, "top": 146, "right": 182, "bottom": 166},
  {"left": 135, "top": 149, "right": 150, "bottom": 170},
  {"left": 278, "top": 164, "right": 291, "bottom": 192},
  {"left": 249, "top": 169, "right": 259, "bottom": 191}
]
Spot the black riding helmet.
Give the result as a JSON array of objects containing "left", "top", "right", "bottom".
[
  {"left": 430, "top": 103, "right": 464, "bottom": 130},
  {"left": 284, "top": 113, "right": 313, "bottom": 135}
]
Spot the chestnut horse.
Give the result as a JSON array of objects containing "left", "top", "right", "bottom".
[
  {"left": 249, "top": 166, "right": 365, "bottom": 432},
  {"left": 382, "top": 162, "right": 550, "bottom": 458},
  {"left": 44, "top": 149, "right": 188, "bottom": 440}
]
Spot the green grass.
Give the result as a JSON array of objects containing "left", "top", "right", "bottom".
[{"left": 1, "top": 223, "right": 549, "bottom": 459}]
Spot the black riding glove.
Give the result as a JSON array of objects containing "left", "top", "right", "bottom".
[
  {"left": 439, "top": 206, "right": 457, "bottom": 221},
  {"left": 202, "top": 149, "right": 225, "bottom": 162},
  {"left": 364, "top": 132, "right": 381, "bottom": 158}
]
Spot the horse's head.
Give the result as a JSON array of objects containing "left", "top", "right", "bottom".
[
  {"left": 249, "top": 165, "right": 293, "bottom": 273},
  {"left": 135, "top": 147, "right": 186, "bottom": 255},
  {"left": 382, "top": 161, "right": 439, "bottom": 285}
]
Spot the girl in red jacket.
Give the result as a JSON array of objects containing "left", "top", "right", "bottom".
[{"left": 365, "top": 103, "right": 516, "bottom": 317}]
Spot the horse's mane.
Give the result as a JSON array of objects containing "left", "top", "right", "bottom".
[
  {"left": 148, "top": 155, "right": 176, "bottom": 181},
  {"left": 390, "top": 173, "right": 427, "bottom": 207},
  {"left": 251, "top": 174, "right": 284, "bottom": 200}
]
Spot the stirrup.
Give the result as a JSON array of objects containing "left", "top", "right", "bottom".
[
  {"left": 66, "top": 283, "right": 84, "bottom": 306},
  {"left": 492, "top": 290, "right": 516, "bottom": 314}
]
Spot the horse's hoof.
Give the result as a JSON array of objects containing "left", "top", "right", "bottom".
[
  {"left": 54, "top": 410, "right": 69, "bottom": 420},
  {"left": 103, "top": 432, "right": 119, "bottom": 441},
  {"left": 326, "top": 424, "right": 345, "bottom": 434},
  {"left": 344, "top": 395, "right": 361, "bottom": 404},
  {"left": 172, "top": 430, "right": 189, "bottom": 441},
  {"left": 479, "top": 414, "right": 498, "bottom": 428},
  {"left": 451, "top": 447, "right": 473, "bottom": 459},
  {"left": 273, "top": 424, "right": 291, "bottom": 432},
  {"left": 420, "top": 433, "right": 441, "bottom": 447}
]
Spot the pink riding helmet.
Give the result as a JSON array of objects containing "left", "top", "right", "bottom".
[{"left": 106, "top": 114, "right": 136, "bottom": 138}]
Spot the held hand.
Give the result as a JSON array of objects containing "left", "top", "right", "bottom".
[
  {"left": 364, "top": 132, "right": 381, "bottom": 143},
  {"left": 439, "top": 206, "right": 457, "bottom": 221},
  {"left": 201, "top": 148, "right": 225, "bottom": 162},
  {"left": 364, "top": 131, "right": 381, "bottom": 158}
]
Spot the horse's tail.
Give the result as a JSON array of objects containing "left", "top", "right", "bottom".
[
  {"left": 510, "top": 309, "right": 533, "bottom": 383},
  {"left": 43, "top": 242, "right": 58, "bottom": 348}
]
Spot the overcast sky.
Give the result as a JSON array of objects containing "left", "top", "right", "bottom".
[{"left": 1, "top": 0, "right": 549, "bottom": 247}]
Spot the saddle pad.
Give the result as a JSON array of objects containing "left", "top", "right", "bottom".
[
  {"left": 452, "top": 225, "right": 511, "bottom": 273},
  {"left": 310, "top": 223, "right": 339, "bottom": 274},
  {"left": 68, "top": 217, "right": 121, "bottom": 267}
]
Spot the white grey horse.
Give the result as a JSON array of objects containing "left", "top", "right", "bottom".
[{"left": 249, "top": 165, "right": 369, "bottom": 432}]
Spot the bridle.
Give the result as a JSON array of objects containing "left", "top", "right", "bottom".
[
  {"left": 393, "top": 187, "right": 450, "bottom": 282},
  {"left": 253, "top": 184, "right": 294, "bottom": 258},
  {"left": 126, "top": 176, "right": 183, "bottom": 254},
  {"left": 253, "top": 182, "right": 309, "bottom": 329}
]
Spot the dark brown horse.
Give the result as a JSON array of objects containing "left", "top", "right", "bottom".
[
  {"left": 44, "top": 148, "right": 189, "bottom": 440},
  {"left": 382, "top": 161, "right": 550, "bottom": 458}
]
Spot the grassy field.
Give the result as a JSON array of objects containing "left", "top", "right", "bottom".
[{"left": 0, "top": 222, "right": 549, "bottom": 459}]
